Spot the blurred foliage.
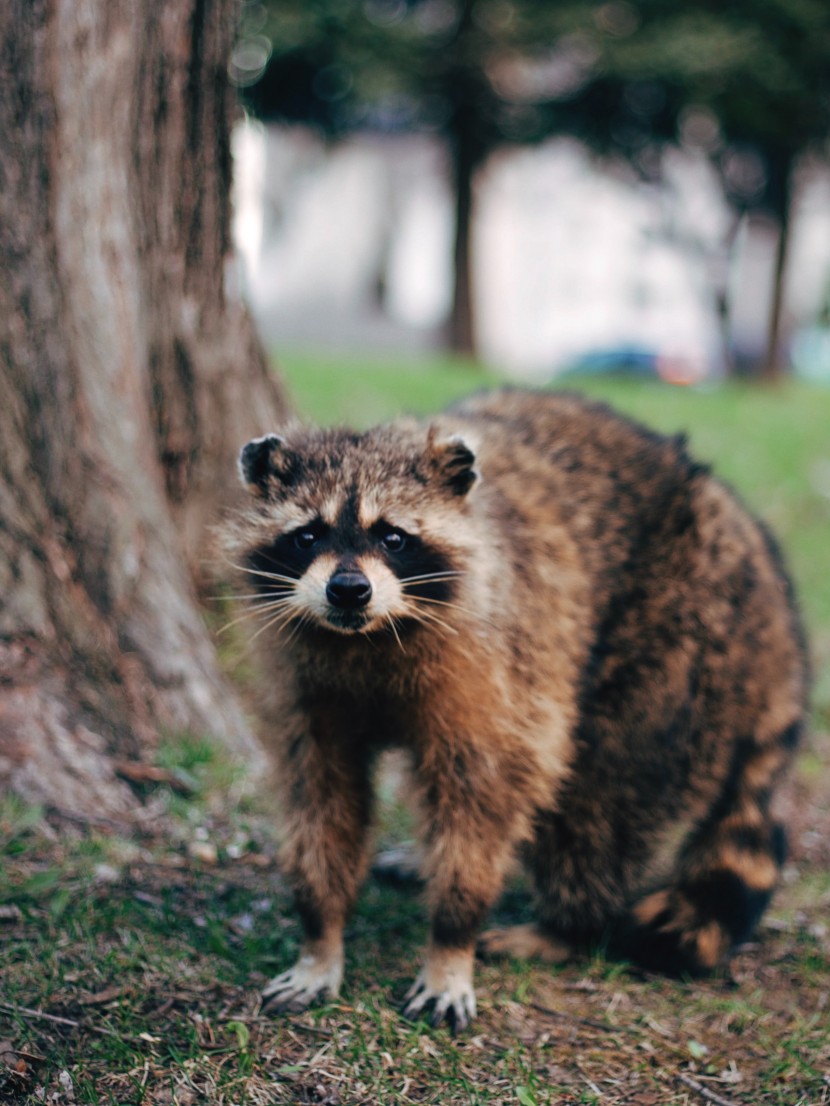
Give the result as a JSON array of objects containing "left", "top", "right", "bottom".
[
  {"left": 233, "top": 1, "right": 830, "bottom": 368},
  {"left": 235, "top": 0, "right": 830, "bottom": 212}
]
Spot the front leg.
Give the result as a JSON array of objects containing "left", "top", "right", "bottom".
[
  {"left": 402, "top": 736, "right": 538, "bottom": 1033},
  {"left": 262, "top": 708, "right": 374, "bottom": 1014}
]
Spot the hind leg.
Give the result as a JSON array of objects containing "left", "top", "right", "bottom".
[
  {"left": 477, "top": 923, "right": 574, "bottom": 963},
  {"left": 478, "top": 813, "right": 626, "bottom": 966}
]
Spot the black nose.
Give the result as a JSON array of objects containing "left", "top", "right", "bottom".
[{"left": 326, "top": 571, "right": 373, "bottom": 610}]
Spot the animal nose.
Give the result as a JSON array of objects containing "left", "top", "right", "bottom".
[{"left": 326, "top": 571, "right": 373, "bottom": 610}]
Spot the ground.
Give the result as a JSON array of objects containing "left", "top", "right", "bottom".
[
  {"left": 0, "top": 723, "right": 828, "bottom": 1106},
  {"left": 1, "top": 367, "right": 829, "bottom": 1105}
]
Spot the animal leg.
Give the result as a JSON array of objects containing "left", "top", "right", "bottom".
[
  {"left": 477, "top": 923, "right": 573, "bottom": 963},
  {"left": 401, "top": 739, "right": 540, "bottom": 1031},
  {"left": 263, "top": 721, "right": 374, "bottom": 1013}
]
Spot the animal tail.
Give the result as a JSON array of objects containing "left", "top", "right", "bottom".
[{"left": 617, "top": 723, "right": 801, "bottom": 975}]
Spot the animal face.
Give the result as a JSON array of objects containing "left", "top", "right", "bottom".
[{"left": 233, "top": 427, "right": 478, "bottom": 638}]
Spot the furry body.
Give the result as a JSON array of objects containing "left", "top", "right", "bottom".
[{"left": 223, "top": 390, "right": 808, "bottom": 1031}]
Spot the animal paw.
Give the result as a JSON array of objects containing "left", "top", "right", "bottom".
[
  {"left": 401, "top": 947, "right": 477, "bottom": 1034},
  {"left": 477, "top": 923, "right": 572, "bottom": 964},
  {"left": 261, "top": 946, "right": 343, "bottom": 1013}
]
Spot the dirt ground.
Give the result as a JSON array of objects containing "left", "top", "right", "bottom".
[{"left": 0, "top": 731, "right": 828, "bottom": 1106}]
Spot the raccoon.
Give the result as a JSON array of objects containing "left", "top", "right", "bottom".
[{"left": 221, "top": 389, "right": 808, "bottom": 1033}]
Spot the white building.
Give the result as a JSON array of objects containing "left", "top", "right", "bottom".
[{"left": 233, "top": 122, "right": 830, "bottom": 379}]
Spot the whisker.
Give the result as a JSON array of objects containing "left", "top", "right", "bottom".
[
  {"left": 251, "top": 549, "right": 305, "bottom": 577},
  {"left": 407, "top": 594, "right": 498, "bottom": 629},
  {"left": 283, "top": 610, "right": 315, "bottom": 647},
  {"left": 213, "top": 591, "right": 295, "bottom": 603},
  {"left": 228, "top": 562, "right": 300, "bottom": 585},
  {"left": 216, "top": 597, "right": 296, "bottom": 634},
  {"left": 402, "top": 604, "right": 459, "bottom": 637},
  {"left": 245, "top": 601, "right": 302, "bottom": 643},
  {"left": 242, "top": 597, "right": 296, "bottom": 615},
  {"left": 239, "top": 569, "right": 299, "bottom": 586},
  {"left": 399, "top": 571, "right": 463, "bottom": 586},
  {"left": 386, "top": 614, "right": 406, "bottom": 653}
]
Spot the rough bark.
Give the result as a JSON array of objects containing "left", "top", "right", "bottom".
[
  {"left": 0, "top": 0, "right": 287, "bottom": 816},
  {"left": 760, "top": 150, "right": 796, "bottom": 382},
  {"left": 444, "top": 0, "right": 490, "bottom": 359},
  {"left": 449, "top": 122, "right": 478, "bottom": 358}
]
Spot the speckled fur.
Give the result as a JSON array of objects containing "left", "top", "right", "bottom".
[{"left": 221, "top": 389, "right": 808, "bottom": 1024}]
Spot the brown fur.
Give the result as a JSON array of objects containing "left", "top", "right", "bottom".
[{"left": 220, "top": 389, "right": 808, "bottom": 1031}]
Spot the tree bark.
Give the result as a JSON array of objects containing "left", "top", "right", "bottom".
[
  {"left": 449, "top": 121, "right": 478, "bottom": 358},
  {"left": 760, "top": 150, "right": 796, "bottom": 382},
  {"left": 0, "top": 0, "right": 288, "bottom": 817},
  {"left": 444, "top": 0, "right": 490, "bottom": 359}
]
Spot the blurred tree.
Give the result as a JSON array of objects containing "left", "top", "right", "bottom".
[
  {"left": 558, "top": 0, "right": 830, "bottom": 375},
  {"left": 235, "top": 0, "right": 507, "bottom": 354},
  {"left": 238, "top": 0, "right": 830, "bottom": 372},
  {"left": 0, "top": 0, "right": 287, "bottom": 818}
]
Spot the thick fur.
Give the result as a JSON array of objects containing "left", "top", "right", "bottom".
[{"left": 221, "top": 389, "right": 808, "bottom": 1029}]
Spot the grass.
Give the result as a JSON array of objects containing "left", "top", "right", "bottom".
[
  {"left": 272, "top": 347, "right": 502, "bottom": 427},
  {"left": 2, "top": 350, "right": 829, "bottom": 1104}
]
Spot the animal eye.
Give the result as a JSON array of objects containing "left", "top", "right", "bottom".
[
  {"left": 381, "top": 530, "right": 406, "bottom": 553},
  {"left": 294, "top": 529, "right": 319, "bottom": 550}
]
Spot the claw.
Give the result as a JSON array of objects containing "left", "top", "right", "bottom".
[
  {"left": 430, "top": 993, "right": 452, "bottom": 1029},
  {"left": 400, "top": 947, "right": 477, "bottom": 1033},
  {"left": 261, "top": 943, "right": 343, "bottom": 1015}
]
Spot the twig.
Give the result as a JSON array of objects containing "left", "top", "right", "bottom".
[
  {"left": 0, "top": 1000, "right": 82, "bottom": 1030},
  {"left": 677, "top": 1071, "right": 741, "bottom": 1106},
  {"left": 0, "top": 1000, "right": 137, "bottom": 1043},
  {"left": 43, "top": 805, "right": 134, "bottom": 835},
  {"left": 529, "top": 1001, "right": 639, "bottom": 1034},
  {"left": 287, "top": 1020, "right": 333, "bottom": 1038},
  {"left": 113, "top": 761, "right": 196, "bottom": 796},
  {"left": 76, "top": 985, "right": 124, "bottom": 1007}
]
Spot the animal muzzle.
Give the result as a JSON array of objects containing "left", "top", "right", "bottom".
[{"left": 326, "top": 571, "right": 373, "bottom": 611}]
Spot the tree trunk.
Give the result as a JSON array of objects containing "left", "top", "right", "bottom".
[
  {"left": 0, "top": 0, "right": 288, "bottom": 817},
  {"left": 761, "top": 150, "right": 796, "bottom": 382},
  {"left": 444, "top": 0, "right": 489, "bottom": 359},
  {"left": 449, "top": 126, "right": 477, "bottom": 357}
]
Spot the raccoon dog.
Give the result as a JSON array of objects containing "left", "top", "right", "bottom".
[{"left": 223, "top": 389, "right": 807, "bottom": 1032}]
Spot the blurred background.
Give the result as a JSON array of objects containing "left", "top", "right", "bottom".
[{"left": 228, "top": 0, "right": 830, "bottom": 386}]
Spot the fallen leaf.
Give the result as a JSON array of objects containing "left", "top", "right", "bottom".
[{"left": 77, "top": 985, "right": 124, "bottom": 1007}]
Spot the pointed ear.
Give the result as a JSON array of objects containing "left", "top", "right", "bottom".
[
  {"left": 426, "top": 430, "right": 478, "bottom": 496},
  {"left": 238, "top": 434, "right": 297, "bottom": 495}
]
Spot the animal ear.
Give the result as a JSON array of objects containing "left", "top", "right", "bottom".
[
  {"left": 426, "top": 431, "right": 478, "bottom": 496},
  {"left": 238, "top": 434, "right": 296, "bottom": 495}
]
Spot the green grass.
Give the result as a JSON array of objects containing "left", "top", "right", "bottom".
[
  {"left": 2, "top": 752, "right": 829, "bottom": 1103},
  {"left": 2, "top": 350, "right": 829, "bottom": 1104},
  {"left": 276, "top": 346, "right": 501, "bottom": 426}
]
